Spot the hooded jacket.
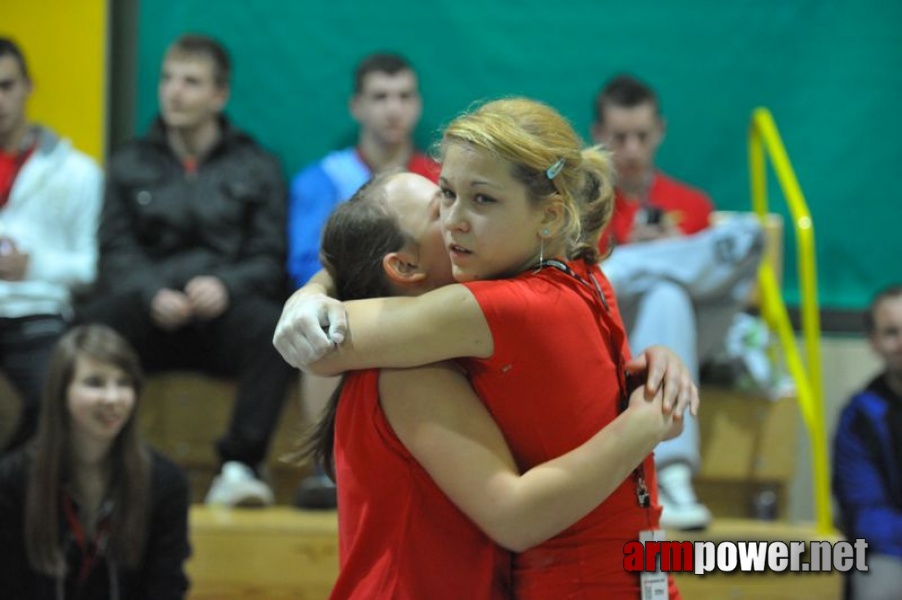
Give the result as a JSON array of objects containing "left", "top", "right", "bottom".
[{"left": 0, "top": 125, "right": 102, "bottom": 319}]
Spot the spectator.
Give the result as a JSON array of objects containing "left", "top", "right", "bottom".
[
  {"left": 0, "top": 325, "right": 190, "bottom": 599},
  {"left": 0, "top": 37, "right": 102, "bottom": 453},
  {"left": 77, "top": 34, "right": 293, "bottom": 507},
  {"left": 288, "top": 52, "right": 437, "bottom": 509},
  {"left": 591, "top": 73, "right": 763, "bottom": 530},
  {"left": 833, "top": 285, "right": 902, "bottom": 600}
]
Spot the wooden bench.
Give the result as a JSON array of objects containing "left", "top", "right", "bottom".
[
  {"left": 186, "top": 506, "right": 842, "bottom": 600},
  {"left": 139, "top": 372, "right": 307, "bottom": 504},
  {"left": 695, "top": 385, "right": 800, "bottom": 520},
  {"left": 670, "top": 519, "right": 843, "bottom": 599}
]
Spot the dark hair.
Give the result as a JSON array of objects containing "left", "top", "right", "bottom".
[
  {"left": 25, "top": 325, "right": 151, "bottom": 575},
  {"left": 354, "top": 52, "right": 414, "bottom": 94},
  {"left": 299, "top": 173, "right": 410, "bottom": 478},
  {"left": 320, "top": 176, "right": 411, "bottom": 301},
  {"left": 0, "top": 37, "right": 30, "bottom": 81},
  {"left": 593, "top": 73, "right": 660, "bottom": 126},
  {"left": 167, "top": 33, "right": 231, "bottom": 87},
  {"left": 865, "top": 285, "right": 902, "bottom": 334}
]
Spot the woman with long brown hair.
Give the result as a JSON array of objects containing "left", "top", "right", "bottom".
[{"left": 0, "top": 324, "right": 190, "bottom": 599}]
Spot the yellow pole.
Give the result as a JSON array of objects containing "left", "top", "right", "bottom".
[{"left": 748, "top": 108, "right": 832, "bottom": 533}]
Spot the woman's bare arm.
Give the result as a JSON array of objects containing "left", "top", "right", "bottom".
[
  {"left": 274, "top": 272, "right": 699, "bottom": 421},
  {"left": 379, "top": 363, "right": 677, "bottom": 552},
  {"left": 276, "top": 281, "right": 494, "bottom": 376}
]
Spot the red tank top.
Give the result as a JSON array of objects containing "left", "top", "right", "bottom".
[{"left": 331, "top": 368, "right": 511, "bottom": 599}]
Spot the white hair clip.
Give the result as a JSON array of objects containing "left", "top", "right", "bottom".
[{"left": 546, "top": 158, "right": 565, "bottom": 180}]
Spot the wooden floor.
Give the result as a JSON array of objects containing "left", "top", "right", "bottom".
[{"left": 187, "top": 506, "right": 844, "bottom": 600}]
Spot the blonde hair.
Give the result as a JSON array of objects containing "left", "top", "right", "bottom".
[{"left": 440, "top": 97, "right": 615, "bottom": 262}]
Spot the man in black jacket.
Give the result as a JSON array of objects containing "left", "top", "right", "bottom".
[{"left": 78, "top": 34, "right": 293, "bottom": 507}]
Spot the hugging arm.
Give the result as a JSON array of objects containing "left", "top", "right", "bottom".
[
  {"left": 274, "top": 270, "right": 344, "bottom": 366},
  {"left": 274, "top": 274, "right": 493, "bottom": 376},
  {"left": 379, "top": 363, "right": 679, "bottom": 552},
  {"left": 273, "top": 270, "right": 699, "bottom": 420}
]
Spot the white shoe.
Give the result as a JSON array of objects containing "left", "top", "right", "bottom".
[
  {"left": 205, "top": 461, "right": 275, "bottom": 507},
  {"left": 657, "top": 462, "right": 712, "bottom": 531}
]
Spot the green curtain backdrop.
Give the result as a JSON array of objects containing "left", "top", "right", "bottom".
[{"left": 135, "top": 0, "right": 902, "bottom": 310}]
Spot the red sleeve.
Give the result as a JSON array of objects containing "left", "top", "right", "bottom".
[
  {"left": 648, "top": 173, "right": 714, "bottom": 236},
  {"left": 599, "top": 173, "right": 714, "bottom": 253},
  {"left": 463, "top": 279, "right": 531, "bottom": 368},
  {"left": 609, "top": 190, "right": 640, "bottom": 245},
  {"left": 407, "top": 153, "right": 440, "bottom": 183}
]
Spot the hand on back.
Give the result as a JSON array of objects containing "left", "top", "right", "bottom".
[{"left": 625, "top": 345, "right": 699, "bottom": 421}]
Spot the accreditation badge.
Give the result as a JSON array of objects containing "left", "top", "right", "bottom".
[{"left": 639, "top": 529, "right": 668, "bottom": 599}]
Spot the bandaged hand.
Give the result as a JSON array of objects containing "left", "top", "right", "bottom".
[{"left": 273, "top": 290, "right": 348, "bottom": 369}]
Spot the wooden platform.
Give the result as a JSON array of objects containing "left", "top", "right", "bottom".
[
  {"left": 188, "top": 506, "right": 338, "bottom": 599},
  {"left": 695, "top": 385, "right": 800, "bottom": 520},
  {"left": 187, "top": 506, "right": 843, "bottom": 600},
  {"left": 138, "top": 372, "right": 310, "bottom": 504},
  {"left": 670, "top": 520, "right": 843, "bottom": 599}
]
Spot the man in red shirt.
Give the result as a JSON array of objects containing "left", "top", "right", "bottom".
[
  {"left": 592, "top": 74, "right": 713, "bottom": 251},
  {"left": 592, "top": 74, "right": 762, "bottom": 530}
]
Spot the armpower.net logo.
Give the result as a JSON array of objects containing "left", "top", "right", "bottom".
[{"left": 624, "top": 538, "right": 869, "bottom": 575}]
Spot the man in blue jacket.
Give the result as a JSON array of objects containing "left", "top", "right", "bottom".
[{"left": 833, "top": 284, "right": 902, "bottom": 599}]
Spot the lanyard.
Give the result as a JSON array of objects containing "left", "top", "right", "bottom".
[
  {"left": 63, "top": 494, "right": 112, "bottom": 585},
  {"left": 538, "top": 259, "right": 651, "bottom": 509}
]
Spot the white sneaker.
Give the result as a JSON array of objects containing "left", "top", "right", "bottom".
[
  {"left": 657, "top": 462, "right": 712, "bottom": 531},
  {"left": 205, "top": 461, "right": 275, "bottom": 507}
]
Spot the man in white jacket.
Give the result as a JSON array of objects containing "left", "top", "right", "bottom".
[{"left": 0, "top": 38, "right": 102, "bottom": 452}]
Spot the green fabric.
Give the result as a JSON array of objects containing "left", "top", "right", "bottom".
[{"left": 136, "top": 0, "right": 902, "bottom": 310}]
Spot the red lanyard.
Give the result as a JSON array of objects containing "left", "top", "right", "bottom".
[
  {"left": 539, "top": 259, "right": 651, "bottom": 509},
  {"left": 62, "top": 494, "right": 112, "bottom": 585}
]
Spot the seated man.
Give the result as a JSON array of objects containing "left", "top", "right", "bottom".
[
  {"left": 77, "top": 34, "right": 294, "bottom": 507},
  {"left": 592, "top": 74, "right": 764, "bottom": 530},
  {"left": 833, "top": 285, "right": 902, "bottom": 600},
  {"left": 287, "top": 52, "right": 437, "bottom": 509},
  {"left": 0, "top": 38, "right": 102, "bottom": 452}
]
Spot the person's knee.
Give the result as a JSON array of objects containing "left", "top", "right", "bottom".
[
  {"left": 632, "top": 280, "right": 697, "bottom": 352},
  {"left": 642, "top": 280, "right": 692, "bottom": 310}
]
